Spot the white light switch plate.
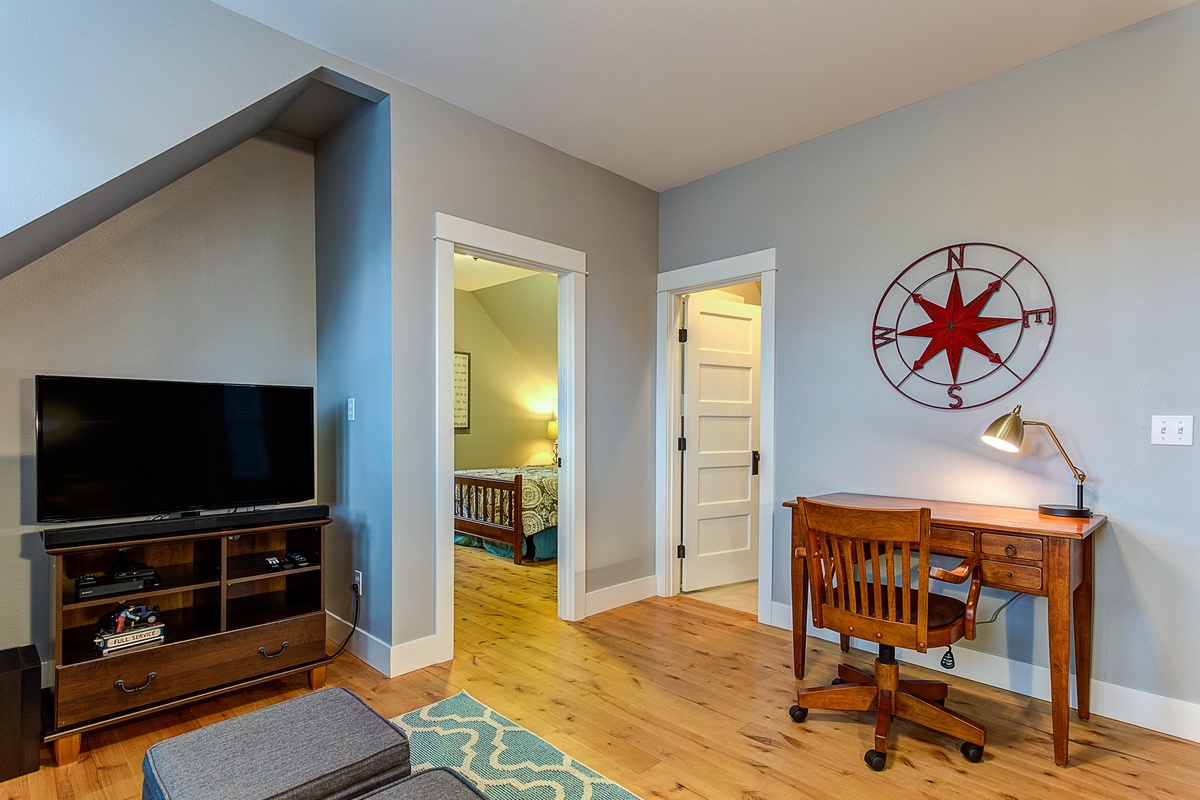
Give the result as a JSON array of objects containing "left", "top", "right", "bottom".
[{"left": 1151, "top": 415, "right": 1193, "bottom": 445}]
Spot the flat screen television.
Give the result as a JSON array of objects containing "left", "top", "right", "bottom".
[{"left": 36, "top": 375, "right": 315, "bottom": 524}]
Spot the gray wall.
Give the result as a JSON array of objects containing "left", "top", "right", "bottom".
[
  {"left": 0, "top": 0, "right": 658, "bottom": 658},
  {"left": 315, "top": 100, "right": 393, "bottom": 637},
  {"left": 0, "top": 136, "right": 316, "bottom": 652},
  {"left": 660, "top": 6, "right": 1200, "bottom": 703}
]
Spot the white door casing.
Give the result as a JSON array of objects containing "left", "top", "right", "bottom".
[
  {"left": 681, "top": 293, "right": 761, "bottom": 591},
  {"left": 654, "top": 249, "right": 777, "bottom": 624},
  {"left": 434, "top": 213, "right": 587, "bottom": 671}
]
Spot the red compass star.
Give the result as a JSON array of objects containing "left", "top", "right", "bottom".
[{"left": 901, "top": 272, "right": 1019, "bottom": 382}]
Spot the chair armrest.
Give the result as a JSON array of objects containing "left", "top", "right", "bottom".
[
  {"left": 929, "top": 556, "right": 979, "bottom": 585},
  {"left": 930, "top": 557, "right": 982, "bottom": 640}
]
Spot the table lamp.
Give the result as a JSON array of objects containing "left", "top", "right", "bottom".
[
  {"left": 980, "top": 405, "right": 1091, "bottom": 518},
  {"left": 547, "top": 418, "right": 558, "bottom": 461}
]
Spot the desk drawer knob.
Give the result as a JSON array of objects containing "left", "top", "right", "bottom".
[
  {"left": 1007, "top": 572, "right": 1013, "bottom": 578},
  {"left": 1005, "top": 544, "right": 1018, "bottom": 557}
]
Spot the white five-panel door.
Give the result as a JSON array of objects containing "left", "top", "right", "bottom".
[{"left": 681, "top": 293, "right": 761, "bottom": 592}]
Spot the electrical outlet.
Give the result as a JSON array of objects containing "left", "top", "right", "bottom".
[
  {"left": 1151, "top": 415, "right": 1193, "bottom": 446},
  {"left": 353, "top": 569, "right": 363, "bottom": 595},
  {"left": 347, "top": 398, "right": 356, "bottom": 421}
]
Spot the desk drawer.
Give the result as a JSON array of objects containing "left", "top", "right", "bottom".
[
  {"left": 981, "top": 532, "right": 1043, "bottom": 562},
  {"left": 982, "top": 561, "right": 1043, "bottom": 592},
  {"left": 931, "top": 526, "right": 975, "bottom": 556}
]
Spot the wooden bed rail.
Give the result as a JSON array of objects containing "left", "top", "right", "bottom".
[{"left": 453, "top": 473, "right": 526, "bottom": 565}]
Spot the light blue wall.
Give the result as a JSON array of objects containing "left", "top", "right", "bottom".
[
  {"left": 661, "top": 7, "right": 1200, "bottom": 702},
  {"left": 316, "top": 99, "right": 394, "bottom": 640}
]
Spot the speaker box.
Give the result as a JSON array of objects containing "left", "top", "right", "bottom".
[{"left": 0, "top": 645, "right": 41, "bottom": 780}]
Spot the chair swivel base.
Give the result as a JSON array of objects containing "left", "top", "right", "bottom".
[{"left": 789, "top": 661, "right": 986, "bottom": 771}]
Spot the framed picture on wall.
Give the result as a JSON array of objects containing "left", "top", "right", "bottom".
[{"left": 454, "top": 351, "right": 470, "bottom": 432}]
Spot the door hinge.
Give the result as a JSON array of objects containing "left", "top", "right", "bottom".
[
  {"left": 678, "top": 328, "right": 688, "bottom": 343},
  {"left": 678, "top": 437, "right": 686, "bottom": 451},
  {"left": 752, "top": 450, "right": 761, "bottom": 475},
  {"left": 677, "top": 544, "right": 686, "bottom": 558}
]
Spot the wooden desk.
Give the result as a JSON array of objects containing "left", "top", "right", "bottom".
[{"left": 784, "top": 492, "right": 1106, "bottom": 767}]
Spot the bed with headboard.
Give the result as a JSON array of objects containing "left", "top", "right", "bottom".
[{"left": 453, "top": 465, "right": 558, "bottom": 565}]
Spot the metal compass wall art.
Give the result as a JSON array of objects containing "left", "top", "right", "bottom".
[{"left": 872, "top": 242, "right": 1056, "bottom": 410}]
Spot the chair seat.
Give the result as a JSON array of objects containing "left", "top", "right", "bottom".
[{"left": 849, "top": 583, "right": 965, "bottom": 631}]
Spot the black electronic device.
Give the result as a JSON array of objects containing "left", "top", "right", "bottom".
[
  {"left": 75, "top": 572, "right": 162, "bottom": 600},
  {"left": 42, "top": 504, "right": 330, "bottom": 548},
  {"left": 35, "top": 375, "right": 315, "bottom": 524}
]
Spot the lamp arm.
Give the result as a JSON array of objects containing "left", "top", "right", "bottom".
[{"left": 1025, "top": 421, "right": 1086, "bottom": 485}]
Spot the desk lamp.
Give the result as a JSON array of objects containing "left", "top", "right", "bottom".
[{"left": 981, "top": 405, "right": 1091, "bottom": 518}]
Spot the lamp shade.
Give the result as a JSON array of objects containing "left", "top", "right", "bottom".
[
  {"left": 981, "top": 405, "right": 1024, "bottom": 453},
  {"left": 547, "top": 419, "right": 558, "bottom": 440}
]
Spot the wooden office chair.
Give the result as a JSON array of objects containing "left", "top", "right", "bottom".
[{"left": 789, "top": 498, "right": 986, "bottom": 771}]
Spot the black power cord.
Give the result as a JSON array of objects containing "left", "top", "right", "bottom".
[{"left": 327, "top": 581, "right": 361, "bottom": 659}]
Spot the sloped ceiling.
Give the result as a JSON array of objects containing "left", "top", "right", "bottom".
[{"left": 210, "top": 0, "right": 1195, "bottom": 190}]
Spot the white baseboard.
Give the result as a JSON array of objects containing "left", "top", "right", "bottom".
[
  {"left": 585, "top": 575, "right": 657, "bottom": 616},
  {"left": 327, "top": 610, "right": 442, "bottom": 679},
  {"left": 770, "top": 602, "right": 1200, "bottom": 744}
]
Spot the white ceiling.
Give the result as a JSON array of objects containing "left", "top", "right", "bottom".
[{"left": 213, "top": 0, "right": 1193, "bottom": 191}]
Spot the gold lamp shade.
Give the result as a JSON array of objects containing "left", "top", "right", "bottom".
[
  {"left": 546, "top": 419, "right": 558, "bottom": 440},
  {"left": 980, "top": 405, "right": 1025, "bottom": 453}
]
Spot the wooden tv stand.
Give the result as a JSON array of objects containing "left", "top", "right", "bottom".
[{"left": 42, "top": 513, "right": 333, "bottom": 765}]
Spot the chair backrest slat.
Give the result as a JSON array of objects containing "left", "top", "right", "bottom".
[{"left": 799, "top": 498, "right": 932, "bottom": 650}]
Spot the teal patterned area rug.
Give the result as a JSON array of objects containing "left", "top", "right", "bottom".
[{"left": 394, "top": 692, "right": 641, "bottom": 800}]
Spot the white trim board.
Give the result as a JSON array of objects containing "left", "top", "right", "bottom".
[
  {"left": 655, "top": 249, "right": 778, "bottom": 625},
  {"left": 584, "top": 575, "right": 658, "bottom": 617},
  {"left": 434, "top": 213, "right": 588, "bottom": 670},
  {"left": 769, "top": 602, "right": 1200, "bottom": 745}
]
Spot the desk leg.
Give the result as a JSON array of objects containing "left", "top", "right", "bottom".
[
  {"left": 1072, "top": 536, "right": 1094, "bottom": 720},
  {"left": 792, "top": 549, "right": 808, "bottom": 678},
  {"left": 1048, "top": 538, "right": 1072, "bottom": 767}
]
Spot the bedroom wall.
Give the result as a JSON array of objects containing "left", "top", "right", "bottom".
[
  {"left": 454, "top": 273, "right": 557, "bottom": 470},
  {"left": 660, "top": 5, "right": 1200, "bottom": 709},
  {"left": 0, "top": 0, "right": 658, "bottom": 668},
  {"left": 0, "top": 136, "right": 316, "bottom": 652}
]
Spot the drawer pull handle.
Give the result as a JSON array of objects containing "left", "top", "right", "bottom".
[
  {"left": 115, "top": 672, "right": 156, "bottom": 693},
  {"left": 258, "top": 641, "right": 289, "bottom": 659},
  {"left": 1005, "top": 544, "right": 1018, "bottom": 557},
  {"left": 1007, "top": 572, "right": 1014, "bottom": 578}
]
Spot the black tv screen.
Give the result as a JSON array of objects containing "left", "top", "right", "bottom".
[{"left": 36, "top": 375, "right": 315, "bottom": 523}]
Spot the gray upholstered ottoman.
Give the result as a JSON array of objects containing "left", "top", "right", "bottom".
[
  {"left": 142, "top": 687, "right": 411, "bottom": 800},
  {"left": 357, "top": 768, "right": 486, "bottom": 800}
]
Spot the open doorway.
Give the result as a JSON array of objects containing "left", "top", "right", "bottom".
[
  {"left": 655, "top": 249, "right": 778, "bottom": 625},
  {"left": 433, "top": 213, "right": 587, "bottom": 664},
  {"left": 451, "top": 255, "right": 559, "bottom": 595}
]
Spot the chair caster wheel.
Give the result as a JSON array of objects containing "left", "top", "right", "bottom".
[
  {"left": 789, "top": 705, "right": 808, "bottom": 723},
  {"left": 831, "top": 677, "right": 846, "bottom": 685},
  {"left": 864, "top": 749, "right": 886, "bottom": 771},
  {"left": 960, "top": 742, "right": 984, "bottom": 763}
]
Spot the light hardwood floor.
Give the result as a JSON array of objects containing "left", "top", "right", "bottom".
[{"left": 4, "top": 544, "right": 1198, "bottom": 799}]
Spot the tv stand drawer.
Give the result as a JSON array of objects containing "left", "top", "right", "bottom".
[{"left": 56, "top": 614, "right": 326, "bottom": 727}]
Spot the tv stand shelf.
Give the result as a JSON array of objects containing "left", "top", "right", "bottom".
[{"left": 42, "top": 511, "right": 332, "bottom": 765}]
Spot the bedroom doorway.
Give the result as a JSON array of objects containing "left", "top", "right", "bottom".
[
  {"left": 655, "top": 249, "right": 777, "bottom": 624},
  {"left": 434, "top": 213, "right": 587, "bottom": 664},
  {"left": 450, "top": 256, "right": 560, "bottom": 576}
]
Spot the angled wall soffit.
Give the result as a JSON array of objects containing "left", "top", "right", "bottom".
[{"left": 0, "top": 68, "right": 386, "bottom": 282}]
